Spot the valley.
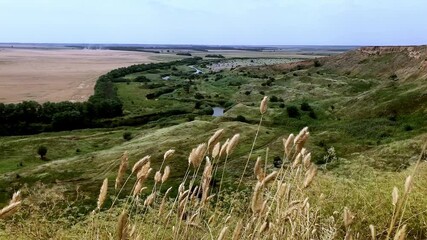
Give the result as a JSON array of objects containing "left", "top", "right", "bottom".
[{"left": 0, "top": 45, "right": 426, "bottom": 239}]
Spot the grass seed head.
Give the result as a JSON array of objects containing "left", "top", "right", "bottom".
[
  {"left": 260, "top": 96, "right": 268, "bottom": 114},
  {"left": 144, "top": 192, "right": 156, "bottom": 207},
  {"left": 154, "top": 170, "right": 162, "bottom": 183},
  {"left": 303, "top": 165, "right": 317, "bottom": 188},
  {"left": 251, "top": 181, "right": 264, "bottom": 214},
  {"left": 162, "top": 165, "right": 171, "bottom": 183},
  {"left": 226, "top": 134, "right": 240, "bottom": 156},
  {"left": 189, "top": 143, "right": 207, "bottom": 168},
  {"left": 394, "top": 225, "right": 407, "bottom": 240},
  {"left": 0, "top": 201, "right": 21, "bottom": 219},
  {"left": 392, "top": 187, "right": 399, "bottom": 206},
  {"left": 115, "top": 151, "right": 129, "bottom": 190},
  {"left": 136, "top": 162, "right": 151, "bottom": 180},
  {"left": 292, "top": 152, "right": 302, "bottom": 168},
  {"left": 404, "top": 175, "right": 413, "bottom": 194},
  {"left": 97, "top": 178, "right": 108, "bottom": 210},
  {"left": 303, "top": 152, "right": 312, "bottom": 168},
  {"left": 163, "top": 149, "right": 175, "bottom": 161},
  {"left": 212, "top": 142, "right": 221, "bottom": 159},
  {"left": 369, "top": 225, "right": 376, "bottom": 240},
  {"left": 262, "top": 171, "right": 278, "bottom": 186},
  {"left": 117, "top": 210, "right": 128, "bottom": 240},
  {"left": 254, "top": 156, "right": 264, "bottom": 181},
  {"left": 284, "top": 134, "right": 295, "bottom": 157},
  {"left": 219, "top": 138, "right": 229, "bottom": 158},
  {"left": 208, "top": 129, "right": 224, "bottom": 149},
  {"left": 133, "top": 180, "right": 147, "bottom": 197},
  {"left": 132, "top": 155, "right": 151, "bottom": 173},
  {"left": 10, "top": 190, "right": 21, "bottom": 204},
  {"left": 217, "top": 226, "right": 228, "bottom": 240}
]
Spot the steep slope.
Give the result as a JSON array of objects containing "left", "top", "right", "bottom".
[{"left": 320, "top": 46, "right": 427, "bottom": 81}]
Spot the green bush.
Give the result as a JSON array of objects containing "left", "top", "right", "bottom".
[
  {"left": 123, "top": 132, "right": 133, "bottom": 141},
  {"left": 235, "top": 115, "right": 248, "bottom": 123},
  {"left": 37, "top": 146, "right": 48, "bottom": 160},
  {"left": 404, "top": 125, "right": 413, "bottom": 131},
  {"left": 300, "top": 102, "right": 313, "bottom": 111},
  {"left": 270, "top": 96, "right": 279, "bottom": 102},
  {"left": 287, "top": 106, "right": 301, "bottom": 118},
  {"left": 308, "top": 110, "right": 317, "bottom": 119}
]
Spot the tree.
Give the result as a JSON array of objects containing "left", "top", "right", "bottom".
[
  {"left": 37, "top": 146, "right": 48, "bottom": 160},
  {"left": 52, "top": 110, "right": 84, "bottom": 130}
]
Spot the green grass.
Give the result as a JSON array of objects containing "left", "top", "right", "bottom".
[{"left": 0, "top": 129, "right": 131, "bottom": 175}]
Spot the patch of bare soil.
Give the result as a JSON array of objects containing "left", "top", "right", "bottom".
[{"left": 0, "top": 49, "right": 160, "bottom": 103}]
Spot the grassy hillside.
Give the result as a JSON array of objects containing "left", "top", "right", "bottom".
[{"left": 0, "top": 48, "right": 426, "bottom": 238}]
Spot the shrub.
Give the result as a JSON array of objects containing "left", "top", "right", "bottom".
[
  {"left": 323, "top": 146, "right": 338, "bottom": 164},
  {"left": 300, "top": 102, "right": 313, "bottom": 111},
  {"left": 123, "top": 132, "right": 133, "bottom": 141},
  {"left": 287, "top": 106, "right": 301, "bottom": 118},
  {"left": 37, "top": 146, "right": 48, "bottom": 160},
  {"left": 187, "top": 115, "right": 195, "bottom": 121},
  {"left": 389, "top": 73, "right": 398, "bottom": 81},
  {"left": 308, "top": 110, "right": 318, "bottom": 119},
  {"left": 404, "top": 125, "right": 413, "bottom": 131},
  {"left": 270, "top": 95, "right": 279, "bottom": 102},
  {"left": 235, "top": 115, "right": 248, "bottom": 123},
  {"left": 273, "top": 156, "right": 282, "bottom": 168},
  {"left": 201, "top": 107, "right": 214, "bottom": 115},
  {"left": 223, "top": 101, "right": 234, "bottom": 109},
  {"left": 194, "top": 93, "right": 204, "bottom": 100},
  {"left": 134, "top": 76, "right": 151, "bottom": 82}
]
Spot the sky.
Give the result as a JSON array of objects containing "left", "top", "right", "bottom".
[{"left": 1, "top": 0, "right": 426, "bottom": 45}]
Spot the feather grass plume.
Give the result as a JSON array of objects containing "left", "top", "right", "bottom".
[
  {"left": 260, "top": 96, "right": 268, "bottom": 115},
  {"left": 97, "top": 178, "right": 108, "bottom": 210},
  {"left": 115, "top": 151, "right": 129, "bottom": 190}
]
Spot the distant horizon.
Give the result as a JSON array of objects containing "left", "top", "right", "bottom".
[
  {"left": 1, "top": 42, "right": 365, "bottom": 47},
  {"left": 1, "top": 0, "right": 426, "bottom": 46},
  {"left": 3, "top": 42, "right": 427, "bottom": 48}
]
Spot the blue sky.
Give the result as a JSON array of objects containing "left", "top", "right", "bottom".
[{"left": 1, "top": 0, "right": 426, "bottom": 45}]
